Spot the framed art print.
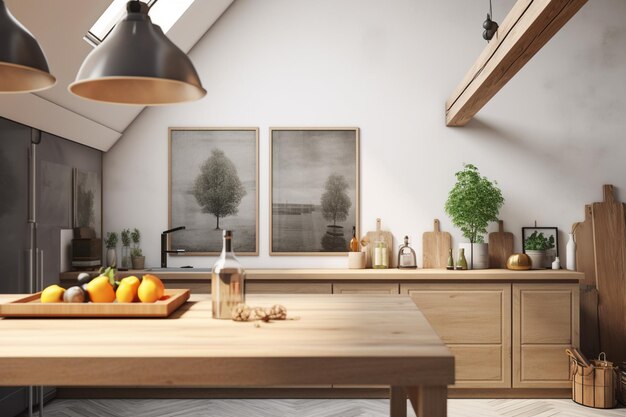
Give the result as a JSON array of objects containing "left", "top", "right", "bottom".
[
  {"left": 270, "top": 128, "right": 359, "bottom": 255},
  {"left": 169, "top": 128, "right": 258, "bottom": 255}
]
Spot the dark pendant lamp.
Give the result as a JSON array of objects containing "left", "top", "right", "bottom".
[
  {"left": 69, "top": 1, "right": 206, "bottom": 105},
  {"left": 0, "top": 0, "right": 56, "bottom": 93}
]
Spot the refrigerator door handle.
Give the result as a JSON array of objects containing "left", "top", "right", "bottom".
[
  {"left": 38, "top": 250, "right": 44, "bottom": 292},
  {"left": 27, "top": 249, "right": 34, "bottom": 294}
]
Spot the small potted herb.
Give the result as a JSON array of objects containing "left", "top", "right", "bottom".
[
  {"left": 524, "top": 231, "right": 554, "bottom": 269},
  {"left": 120, "top": 228, "right": 131, "bottom": 270},
  {"left": 104, "top": 232, "right": 118, "bottom": 268},
  {"left": 445, "top": 164, "right": 504, "bottom": 269},
  {"left": 130, "top": 228, "right": 145, "bottom": 270}
]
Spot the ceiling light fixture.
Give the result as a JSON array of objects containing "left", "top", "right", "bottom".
[
  {"left": 0, "top": 0, "right": 56, "bottom": 93},
  {"left": 69, "top": 0, "right": 206, "bottom": 105}
]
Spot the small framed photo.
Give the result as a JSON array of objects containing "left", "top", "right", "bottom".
[
  {"left": 522, "top": 227, "right": 559, "bottom": 268},
  {"left": 169, "top": 127, "right": 259, "bottom": 255},
  {"left": 270, "top": 128, "right": 360, "bottom": 255}
]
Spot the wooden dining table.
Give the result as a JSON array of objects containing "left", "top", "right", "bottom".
[{"left": 0, "top": 293, "right": 454, "bottom": 417}]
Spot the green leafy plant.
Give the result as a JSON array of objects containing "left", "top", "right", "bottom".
[
  {"left": 524, "top": 231, "right": 554, "bottom": 251},
  {"left": 131, "top": 247, "right": 143, "bottom": 258},
  {"left": 131, "top": 228, "right": 141, "bottom": 247},
  {"left": 104, "top": 232, "right": 118, "bottom": 249},
  {"left": 120, "top": 228, "right": 131, "bottom": 247},
  {"left": 445, "top": 164, "right": 504, "bottom": 244}
]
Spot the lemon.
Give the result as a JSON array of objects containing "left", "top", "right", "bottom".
[
  {"left": 116, "top": 276, "right": 140, "bottom": 303},
  {"left": 41, "top": 285, "right": 65, "bottom": 303}
]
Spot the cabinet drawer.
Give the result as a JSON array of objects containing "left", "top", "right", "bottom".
[
  {"left": 520, "top": 290, "right": 572, "bottom": 344},
  {"left": 449, "top": 345, "right": 509, "bottom": 388},
  {"left": 332, "top": 283, "right": 399, "bottom": 294},
  {"left": 246, "top": 282, "right": 332, "bottom": 294},
  {"left": 520, "top": 345, "right": 572, "bottom": 383},
  {"left": 401, "top": 284, "right": 509, "bottom": 344}
]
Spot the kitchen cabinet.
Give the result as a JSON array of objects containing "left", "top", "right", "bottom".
[
  {"left": 401, "top": 283, "right": 511, "bottom": 389},
  {"left": 247, "top": 282, "right": 332, "bottom": 294},
  {"left": 332, "top": 282, "right": 399, "bottom": 294},
  {"left": 513, "top": 283, "right": 579, "bottom": 388}
]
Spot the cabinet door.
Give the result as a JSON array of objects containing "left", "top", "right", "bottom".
[
  {"left": 513, "top": 283, "right": 579, "bottom": 388},
  {"left": 332, "top": 283, "right": 399, "bottom": 294},
  {"left": 401, "top": 283, "right": 511, "bottom": 388}
]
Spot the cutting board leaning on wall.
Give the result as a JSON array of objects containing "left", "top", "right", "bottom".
[
  {"left": 422, "top": 219, "right": 452, "bottom": 269},
  {"left": 488, "top": 220, "right": 514, "bottom": 269}
]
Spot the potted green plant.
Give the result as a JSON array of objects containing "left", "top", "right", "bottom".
[
  {"left": 524, "top": 231, "right": 554, "bottom": 269},
  {"left": 130, "top": 228, "right": 145, "bottom": 270},
  {"left": 104, "top": 232, "right": 118, "bottom": 268},
  {"left": 120, "top": 228, "right": 131, "bottom": 270},
  {"left": 445, "top": 164, "right": 504, "bottom": 269}
]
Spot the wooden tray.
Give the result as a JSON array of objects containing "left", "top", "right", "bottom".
[{"left": 0, "top": 289, "right": 190, "bottom": 318}]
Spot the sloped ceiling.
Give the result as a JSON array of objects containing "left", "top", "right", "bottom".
[{"left": 0, "top": 0, "right": 233, "bottom": 151}]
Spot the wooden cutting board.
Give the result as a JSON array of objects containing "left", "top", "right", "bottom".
[
  {"left": 0, "top": 289, "right": 190, "bottom": 318},
  {"left": 422, "top": 219, "right": 452, "bottom": 269},
  {"left": 574, "top": 205, "right": 600, "bottom": 358},
  {"left": 572, "top": 204, "right": 600, "bottom": 358},
  {"left": 488, "top": 220, "right": 514, "bottom": 269},
  {"left": 591, "top": 184, "right": 626, "bottom": 365},
  {"left": 362, "top": 218, "right": 394, "bottom": 268}
]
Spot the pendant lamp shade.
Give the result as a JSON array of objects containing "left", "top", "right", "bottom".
[
  {"left": 69, "top": 1, "right": 206, "bottom": 105},
  {"left": 0, "top": 0, "right": 56, "bottom": 93}
]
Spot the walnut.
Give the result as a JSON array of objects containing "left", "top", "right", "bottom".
[
  {"left": 254, "top": 307, "right": 270, "bottom": 322},
  {"left": 232, "top": 303, "right": 251, "bottom": 322},
  {"left": 268, "top": 304, "right": 287, "bottom": 320}
]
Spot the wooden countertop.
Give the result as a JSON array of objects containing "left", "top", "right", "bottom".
[
  {"left": 60, "top": 268, "right": 583, "bottom": 282},
  {"left": 0, "top": 294, "right": 454, "bottom": 389}
]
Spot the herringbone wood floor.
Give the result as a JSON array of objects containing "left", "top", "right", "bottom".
[{"left": 35, "top": 398, "right": 626, "bottom": 417}]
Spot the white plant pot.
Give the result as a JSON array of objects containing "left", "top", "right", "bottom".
[
  {"left": 106, "top": 248, "right": 117, "bottom": 268},
  {"left": 459, "top": 243, "right": 489, "bottom": 270},
  {"left": 525, "top": 250, "right": 546, "bottom": 270}
]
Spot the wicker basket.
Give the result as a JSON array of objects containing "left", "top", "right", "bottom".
[{"left": 567, "top": 351, "right": 618, "bottom": 409}]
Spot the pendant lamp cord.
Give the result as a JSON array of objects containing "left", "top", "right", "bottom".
[{"left": 489, "top": 0, "right": 493, "bottom": 17}]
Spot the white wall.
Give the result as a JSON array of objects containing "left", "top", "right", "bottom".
[{"left": 104, "top": 0, "right": 626, "bottom": 269}]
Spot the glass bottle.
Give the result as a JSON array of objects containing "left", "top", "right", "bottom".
[
  {"left": 211, "top": 230, "right": 245, "bottom": 319},
  {"left": 456, "top": 248, "right": 468, "bottom": 270},
  {"left": 121, "top": 245, "right": 131, "bottom": 270},
  {"left": 373, "top": 239, "right": 388, "bottom": 269},
  {"left": 349, "top": 226, "right": 360, "bottom": 252},
  {"left": 446, "top": 248, "right": 455, "bottom": 270},
  {"left": 397, "top": 236, "right": 417, "bottom": 269}
]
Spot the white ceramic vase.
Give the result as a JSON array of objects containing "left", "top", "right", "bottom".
[
  {"left": 458, "top": 243, "right": 489, "bottom": 270},
  {"left": 526, "top": 250, "right": 545, "bottom": 270},
  {"left": 106, "top": 248, "right": 117, "bottom": 268},
  {"left": 566, "top": 233, "right": 576, "bottom": 271}
]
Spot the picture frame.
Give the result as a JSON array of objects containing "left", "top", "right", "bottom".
[
  {"left": 270, "top": 127, "right": 360, "bottom": 255},
  {"left": 522, "top": 226, "right": 559, "bottom": 268},
  {"left": 72, "top": 167, "right": 102, "bottom": 237},
  {"left": 168, "top": 127, "right": 259, "bottom": 256}
]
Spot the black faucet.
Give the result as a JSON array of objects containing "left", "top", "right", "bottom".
[{"left": 161, "top": 226, "right": 186, "bottom": 268}]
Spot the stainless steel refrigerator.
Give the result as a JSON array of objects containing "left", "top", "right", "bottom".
[{"left": 0, "top": 116, "right": 102, "bottom": 417}]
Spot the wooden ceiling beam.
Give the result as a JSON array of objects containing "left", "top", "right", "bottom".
[{"left": 445, "top": 0, "right": 588, "bottom": 127}]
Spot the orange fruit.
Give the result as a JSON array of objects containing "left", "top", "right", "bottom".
[
  {"left": 116, "top": 276, "right": 140, "bottom": 303},
  {"left": 86, "top": 275, "right": 116, "bottom": 303},
  {"left": 139, "top": 274, "right": 165, "bottom": 301}
]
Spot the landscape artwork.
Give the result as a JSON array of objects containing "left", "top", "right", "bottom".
[
  {"left": 169, "top": 128, "right": 258, "bottom": 255},
  {"left": 271, "top": 128, "right": 359, "bottom": 255},
  {"left": 73, "top": 168, "right": 102, "bottom": 237}
]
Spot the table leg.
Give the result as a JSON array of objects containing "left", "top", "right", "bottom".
[
  {"left": 406, "top": 385, "right": 447, "bottom": 417},
  {"left": 389, "top": 386, "right": 407, "bottom": 417}
]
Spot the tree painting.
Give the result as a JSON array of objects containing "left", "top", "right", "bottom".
[
  {"left": 76, "top": 184, "right": 95, "bottom": 228},
  {"left": 194, "top": 148, "right": 246, "bottom": 230},
  {"left": 321, "top": 174, "right": 351, "bottom": 227}
]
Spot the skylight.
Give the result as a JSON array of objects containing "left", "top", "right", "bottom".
[{"left": 84, "top": 0, "right": 195, "bottom": 47}]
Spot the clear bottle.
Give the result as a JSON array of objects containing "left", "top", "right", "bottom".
[
  {"left": 349, "top": 226, "right": 359, "bottom": 252},
  {"left": 456, "top": 248, "right": 468, "bottom": 270},
  {"left": 211, "top": 230, "right": 245, "bottom": 319},
  {"left": 373, "top": 239, "right": 388, "bottom": 269},
  {"left": 397, "top": 236, "right": 417, "bottom": 269}
]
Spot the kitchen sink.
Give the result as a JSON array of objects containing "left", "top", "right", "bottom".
[{"left": 147, "top": 267, "right": 212, "bottom": 272}]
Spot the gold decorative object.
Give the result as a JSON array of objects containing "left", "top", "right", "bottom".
[{"left": 506, "top": 253, "right": 532, "bottom": 270}]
